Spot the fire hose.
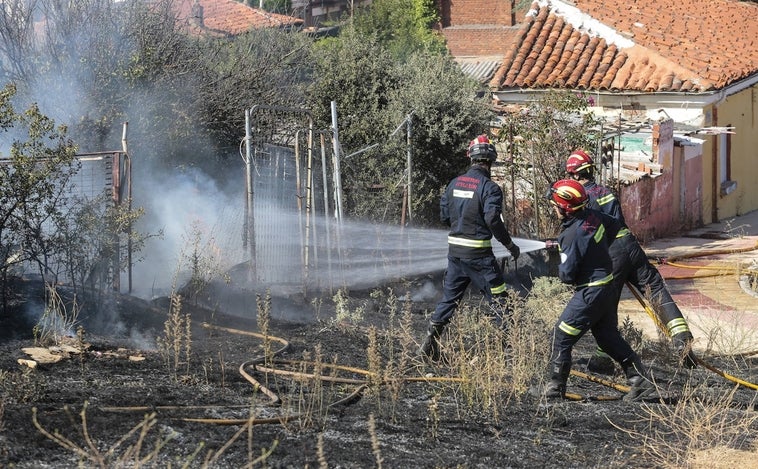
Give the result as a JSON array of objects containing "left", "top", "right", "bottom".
[
  {"left": 101, "top": 239, "right": 757, "bottom": 420},
  {"left": 626, "top": 282, "right": 758, "bottom": 391},
  {"left": 544, "top": 237, "right": 758, "bottom": 395}
]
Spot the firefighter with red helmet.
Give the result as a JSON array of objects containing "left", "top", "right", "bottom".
[
  {"left": 544, "top": 179, "right": 656, "bottom": 400},
  {"left": 566, "top": 149, "right": 697, "bottom": 369},
  {"left": 418, "top": 135, "right": 520, "bottom": 361}
]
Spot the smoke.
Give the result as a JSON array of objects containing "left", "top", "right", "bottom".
[{"left": 128, "top": 164, "right": 248, "bottom": 299}]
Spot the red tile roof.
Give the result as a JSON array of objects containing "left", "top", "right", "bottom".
[
  {"left": 174, "top": 0, "right": 302, "bottom": 37},
  {"left": 489, "top": 0, "right": 758, "bottom": 92}
]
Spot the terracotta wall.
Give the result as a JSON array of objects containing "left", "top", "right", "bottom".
[
  {"left": 439, "top": 0, "right": 515, "bottom": 27},
  {"left": 438, "top": 0, "right": 522, "bottom": 56}
]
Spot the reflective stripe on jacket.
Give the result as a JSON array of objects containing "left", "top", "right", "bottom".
[
  {"left": 441, "top": 165, "right": 514, "bottom": 258},
  {"left": 557, "top": 208, "right": 620, "bottom": 288}
]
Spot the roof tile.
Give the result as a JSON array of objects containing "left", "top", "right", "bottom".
[
  {"left": 174, "top": 0, "right": 302, "bottom": 37},
  {"left": 575, "top": 0, "right": 758, "bottom": 88},
  {"left": 487, "top": 0, "right": 758, "bottom": 93}
]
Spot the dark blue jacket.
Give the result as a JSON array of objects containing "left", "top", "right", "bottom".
[
  {"left": 441, "top": 164, "right": 514, "bottom": 258},
  {"left": 557, "top": 207, "right": 620, "bottom": 288},
  {"left": 583, "top": 180, "right": 631, "bottom": 237}
]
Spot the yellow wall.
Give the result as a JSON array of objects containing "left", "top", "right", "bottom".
[{"left": 702, "top": 86, "right": 758, "bottom": 223}]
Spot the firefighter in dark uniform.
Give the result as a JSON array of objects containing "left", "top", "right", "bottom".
[
  {"left": 566, "top": 150, "right": 697, "bottom": 369},
  {"left": 418, "top": 135, "right": 520, "bottom": 362},
  {"left": 544, "top": 179, "right": 655, "bottom": 401}
]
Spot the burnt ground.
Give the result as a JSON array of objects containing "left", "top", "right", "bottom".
[{"left": 1, "top": 266, "right": 758, "bottom": 469}]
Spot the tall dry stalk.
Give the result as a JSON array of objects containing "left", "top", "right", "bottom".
[
  {"left": 611, "top": 382, "right": 758, "bottom": 468},
  {"left": 368, "top": 413, "right": 384, "bottom": 469},
  {"left": 256, "top": 290, "right": 272, "bottom": 364},
  {"left": 156, "top": 294, "right": 192, "bottom": 378},
  {"left": 32, "top": 402, "right": 170, "bottom": 468},
  {"left": 33, "top": 284, "right": 81, "bottom": 346}
]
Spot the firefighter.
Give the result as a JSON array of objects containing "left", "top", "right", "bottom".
[
  {"left": 418, "top": 135, "right": 520, "bottom": 362},
  {"left": 545, "top": 179, "right": 656, "bottom": 401},
  {"left": 565, "top": 149, "right": 697, "bottom": 370}
]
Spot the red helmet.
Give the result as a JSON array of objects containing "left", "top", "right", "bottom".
[
  {"left": 565, "top": 149, "right": 594, "bottom": 175},
  {"left": 467, "top": 135, "right": 497, "bottom": 163},
  {"left": 550, "top": 179, "right": 588, "bottom": 214}
]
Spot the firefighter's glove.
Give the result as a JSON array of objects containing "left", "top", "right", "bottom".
[
  {"left": 673, "top": 334, "right": 698, "bottom": 369},
  {"left": 507, "top": 242, "right": 520, "bottom": 261}
]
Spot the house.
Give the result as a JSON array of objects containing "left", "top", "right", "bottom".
[
  {"left": 174, "top": 0, "right": 303, "bottom": 37},
  {"left": 438, "top": 0, "right": 758, "bottom": 240}
]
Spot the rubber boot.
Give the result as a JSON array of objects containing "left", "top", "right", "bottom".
[
  {"left": 621, "top": 355, "right": 657, "bottom": 402},
  {"left": 543, "top": 361, "right": 571, "bottom": 399},
  {"left": 672, "top": 331, "right": 698, "bottom": 369},
  {"left": 418, "top": 323, "right": 445, "bottom": 362},
  {"left": 587, "top": 347, "right": 616, "bottom": 375}
]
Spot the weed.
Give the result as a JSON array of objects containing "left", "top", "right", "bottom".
[
  {"left": 333, "top": 288, "right": 365, "bottom": 325},
  {"left": 317, "top": 431, "right": 328, "bottom": 468},
  {"left": 32, "top": 402, "right": 170, "bottom": 468},
  {"left": 612, "top": 382, "right": 758, "bottom": 468},
  {"left": 366, "top": 326, "right": 382, "bottom": 392},
  {"left": 32, "top": 401, "right": 277, "bottom": 468},
  {"left": 34, "top": 284, "right": 80, "bottom": 346},
  {"left": 426, "top": 393, "right": 440, "bottom": 440},
  {"left": 311, "top": 296, "right": 324, "bottom": 320},
  {"left": 691, "top": 309, "right": 758, "bottom": 357},
  {"left": 179, "top": 221, "right": 230, "bottom": 305},
  {"left": 620, "top": 315, "right": 644, "bottom": 350},
  {"left": 156, "top": 294, "right": 192, "bottom": 379},
  {"left": 368, "top": 413, "right": 384, "bottom": 469}
]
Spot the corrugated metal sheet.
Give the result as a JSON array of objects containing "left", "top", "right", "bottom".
[{"left": 455, "top": 57, "right": 503, "bottom": 84}]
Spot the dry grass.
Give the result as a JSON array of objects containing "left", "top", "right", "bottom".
[
  {"left": 32, "top": 401, "right": 278, "bottom": 468},
  {"left": 156, "top": 294, "right": 192, "bottom": 379},
  {"left": 611, "top": 382, "right": 758, "bottom": 468},
  {"left": 33, "top": 284, "right": 81, "bottom": 346},
  {"left": 384, "top": 277, "right": 569, "bottom": 420}
]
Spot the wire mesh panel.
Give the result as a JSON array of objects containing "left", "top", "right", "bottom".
[
  {"left": 252, "top": 144, "right": 303, "bottom": 292},
  {"left": 244, "top": 106, "right": 338, "bottom": 296},
  {"left": 71, "top": 155, "right": 112, "bottom": 198}
]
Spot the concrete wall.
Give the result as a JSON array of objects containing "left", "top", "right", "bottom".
[
  {"left": 621, "top": 172, "right": 674, "bottom": 242},
  {"left": 700, "top": 87, "right": 758, "bottom": 224},
  {"left": 620, "top": 120, "right": 703, "bottom": 242}
]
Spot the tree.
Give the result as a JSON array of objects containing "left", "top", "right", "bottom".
[
  {"left": 0, "top": 83, "right": 78, "bottom": 309},
  {"left": 308, "top": 27, "right": 491, "bottom": 225},
  {"left": 0, "top": 83, "right": 148, "bottom": 313},
  {"left": 387, "top": 52, "right": 493, "bottom": 223},
  {"left": 352, "top": 0, "right": 446, "bottom": 60},
  {"left": 497, "top": 90, "right": 602, "bottom": 237}
]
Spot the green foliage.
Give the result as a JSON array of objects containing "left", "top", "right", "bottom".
[
  {"left": 497, "top": 90, "right": 602, "bottom": 236},
  {"left": 353, "top": 0, "right": 447, "bottom": 60},
  {"left": 261, "top": 0, "right": 292, "bottom": 14},
  {"left": 0, "top": 83, "right": 147, "bottom": 314},
  {"left": 388, "top": 53, "right": 493, "bottom": 222},
  {"left": 309, "top": 28, "right": 491, "bottom": 224},
  {"left": 54, "top": 194, "right": 149, "bottom": 294},
  {"left": 0, "top": 83, "right": 78, "bottom": 300},
  {"left": 191, "top": 28, "right": 313, "bottom": 160}
]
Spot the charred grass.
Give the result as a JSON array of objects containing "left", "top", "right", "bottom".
[{"left": 1, "top": 276, "right": 758, "bottom": 468}]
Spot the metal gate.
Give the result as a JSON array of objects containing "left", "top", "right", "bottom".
[{"left": 243, "top": 105, "right": 340, "bottom": 296}]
